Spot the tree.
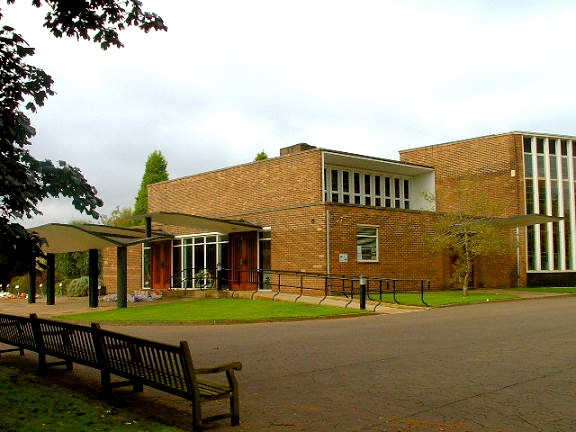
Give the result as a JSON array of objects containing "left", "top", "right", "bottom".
[
  {"left": 100, "top": 205, "right": 137, "bottom": 227},
  {"left": 53, "top": 219, "right": 93, "bottom": 280},
  {"left": 0, "top": 1, "right": 166, "bottom": 269},
  {"left": 425, "top": 180, "right": 512, "bottom": 295},
  {"left": 134, "top": 150, "right": 168, "bottom": 215},
  {"left": 55, "top": 251, "right": 89, "bottom": 279},
  {"left": 254, "top": 150, "right": 268, "bottom": 161}
]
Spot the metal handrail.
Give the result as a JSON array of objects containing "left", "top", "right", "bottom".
[
  {"left": 169, "top": 267, "right": 217, "bottom": 290},
  {"left": 216, "top": 268, "right": 430, "bottom": 306},
  {"left": 165, "top": 267, "right": 429, "bottom": 306}
]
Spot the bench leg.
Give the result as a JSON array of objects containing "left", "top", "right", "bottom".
[
  {"left": 100, "top": 369, "right": 112, "bottom": 394},
  {"left": 133, "top": 380, "right": 143, "bottom": 393},
  {"left": 191, "top": 401, "right": 203, "bottom": 432},
  {"left": 230, "top": 393, "right": 240, "bottom": 426},
  {"left": 38, "top": 352, "right": 47, "bottom": 374}
]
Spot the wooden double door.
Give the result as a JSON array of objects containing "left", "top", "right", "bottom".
[
  {"left": 229, "top": 232, "right": 258, "bottom": 291},
  {"left": 150, "top": 232, "right": 259, "bottom": 290}
]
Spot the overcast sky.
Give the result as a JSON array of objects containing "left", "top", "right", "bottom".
[{"left": 4, "top": 0, "right": 576, "bottom": 227}]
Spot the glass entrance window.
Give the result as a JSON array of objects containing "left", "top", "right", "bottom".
[{"left": 172, "top": 234, "right": 228, "bottom": 289}]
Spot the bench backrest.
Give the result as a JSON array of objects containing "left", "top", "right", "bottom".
[
  {"left": 0, "top": 313, "right": 37, "bottom": 351},
  {"left": 93, "top": 326, "right": 198, "bottom": 399},
  {"left": 31, "top": 316, "right": 100, "bottom": 368}
]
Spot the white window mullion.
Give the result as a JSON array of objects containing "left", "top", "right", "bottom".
[
  {"left": 545, "top": 139, "right": 554, "bottom": 270},
  {"left": 569, "top": 141, "right": 576, "bottom": 269},
  {"left": 557, "top": 151, "right": 566, "bottom": 270},
  {"left": 532, "top": 142, "right": 542, "bottom": 270}
]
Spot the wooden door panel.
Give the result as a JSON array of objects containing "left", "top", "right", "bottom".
[
  {"left": 151, "top": 241, "right": 171, "bottom": 289},
  {"left": 229, "top": 232, "right": 258, "bottom": 290}
]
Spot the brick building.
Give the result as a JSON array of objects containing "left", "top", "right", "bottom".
[
  {"left": 401, "top": 131, "right": 576, "bottom": 287},
  {"left": 103, "top": 131, "right": 572, "bottom": 292}
]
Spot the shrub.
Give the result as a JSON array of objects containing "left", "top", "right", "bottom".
[
  {"left": 7, "top": 275, "right": 29, "bottom": 295},
  {"left": 66, "top": 277, "right": 89, "bottom": 297}
]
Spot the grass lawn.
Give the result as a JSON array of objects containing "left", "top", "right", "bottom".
[
  {"left": 59, "top": 298, "right": 369, "bottom": 323},
  {"left": 0, "top": 364, "right": 182, "bottom": 432},
  {"left": 511, "top": 287, "right": 576, "bottom": 293},
  {"left": 369, "top": 291, "right": 518, "bottom": 307}
]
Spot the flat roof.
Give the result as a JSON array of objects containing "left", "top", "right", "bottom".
[
  {"left": 399, "top": 131, "right": 576, "bottom": 154},
  {"left": 322, "top": 149, "right": 434, "bottom": 176}
]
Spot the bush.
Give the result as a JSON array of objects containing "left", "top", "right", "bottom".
[
  {"left": 7, "top": 276, "right": 29, "bottom": 294},
  {"left": 66, "top": 277, "right": 89, "bottom": 297}
]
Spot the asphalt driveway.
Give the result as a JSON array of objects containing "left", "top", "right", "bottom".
[
  {"left": 109, "top": 296, "right": 576, "bottom": 432},
  {"left": 1, "top": 295, "right": 575, "bottom": 431}
]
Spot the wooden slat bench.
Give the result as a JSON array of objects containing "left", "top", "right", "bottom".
[
  {"left": 93, "top": 325, "right": 241, "bottom": 431},
  {"left": 0, "top": 313, "right": 37, "bottom": 356},
  {"left": 0, "top": 313, "right": 242, "bottom": 431},
  {"left": 30, "top": 314, "right": 101, "bottom": 373}
]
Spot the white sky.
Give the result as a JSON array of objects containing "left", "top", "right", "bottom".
[{"left": 4, "top": 0, "right": 576, "bottom": 227}]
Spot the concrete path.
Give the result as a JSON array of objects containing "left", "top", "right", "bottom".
[{"left": 1, "top": 292, "right": 575, "bottom": 431}]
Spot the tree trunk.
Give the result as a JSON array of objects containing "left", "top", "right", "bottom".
[{"left": 462, "top": 234, "right": 471, "bottom": 296}]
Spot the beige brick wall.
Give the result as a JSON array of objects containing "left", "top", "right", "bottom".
[
  {"left": 101, "top": 245, "right": 142, "bottom": 292},
  {"left": 399, "top": 133, "right": 527, "bottom": 286},
  {"left": 148, "top": 148, "right": 323, "bottom": 217},
  {"left": 400, "top": 133, "right": 525, "bottom": 216}
]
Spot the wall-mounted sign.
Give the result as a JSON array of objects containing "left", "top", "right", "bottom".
[{"left": 339, "top": 253, "right": 348, "bottom": 263}]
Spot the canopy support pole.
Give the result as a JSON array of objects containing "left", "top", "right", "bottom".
[
  {"left": 117, "top": 246, "right": 128, "bottom": 308},
  {"left": 46, "top": 253, "right": 55, "bottom": 305},
  {"left": 89, "top": 249, "right": 99, "bottom": 308}
]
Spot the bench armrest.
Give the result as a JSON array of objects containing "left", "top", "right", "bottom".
[{"left": 196, "top": 361, "right": 242, "bottom": 375}]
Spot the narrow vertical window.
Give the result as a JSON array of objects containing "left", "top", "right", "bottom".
[
  {"left": 394, "top": 178, "right": 401, "bottom": 208},
  {"left": 331, "top": 169, "right": 339, "bottom": 202},
  {"left": 143, "top": 244, "right": 151, "bottom": 288},
  {"left": 342, "top": 171, "right": 350, "bottom": 192},
  {"left": 527, "top": 225, "right": 536, "bottom": 270},
  {"left": 364, "top": 174, "right": 371, "bottom": 205},
  {"left": 525, "top": 180, "right": 534, "bottom": 214},
  {"left": 384, "top": 177, "right": 391, "bottom": 207},
  {"left": 403, "top": 179, "right": 410, "bottom": 209},
  {"left": 523, "top": 136, "right": 532, "bottom": 153},
  {"left": 375, "top": 176, "right": 382, "bottom": 207},
  {"left": 354, "top": 172, "right": 361, "bottom": 204},
  {"left": 343, "top": 170, "right": 350, "bottom": 203},
  {"left": 259, "top": 230, "right": 272, "bottom": 290}
]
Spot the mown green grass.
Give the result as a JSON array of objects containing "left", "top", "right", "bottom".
[
  {"left": 59, "top": 298, "right": 368, "bottom": 323},
  {"left": 369, "top": 291, "right": 518, "bottom": 307},
  {"left": 510, "top": 287, "right": 576, "bottom": 293},
  {"left": 0, "top": 364, "right": 182, "bottom": 432}
]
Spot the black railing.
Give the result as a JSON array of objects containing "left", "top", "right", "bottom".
[
  {"left": 223, "top": 268, "right": 430, "bottom": 307},
  {"left": 364, "top": 278, "right": 430, "bottom": 307},
  {"left": 166, "top": 267, "right": 429, "bottom": 306},
  {"left": 169, "top": 267, "right": 220, "bottom": 290}
]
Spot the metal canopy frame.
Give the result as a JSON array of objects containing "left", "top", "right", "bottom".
[
  {"left": 27, "top": 223, "right": 173, "bottom": 309},
  {"left": 30, "top": 223, "right": 172, "bottom": 254},
  {"left": 134, "top": 212, "right": 262, "bottom": 234}
]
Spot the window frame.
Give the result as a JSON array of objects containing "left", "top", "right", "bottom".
[{"left": 356, "top": 224, "right": 379, "bottom": 263}]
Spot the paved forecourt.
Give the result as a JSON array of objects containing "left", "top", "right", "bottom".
[
  {"left": 1, "top": 294, "right": 575, "bottom": 431},
  {"left": 115, "top": 295, "right": 576, "bottom": 432}
]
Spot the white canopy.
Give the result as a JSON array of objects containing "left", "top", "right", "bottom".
[{"left": 29, "top": 223, "right": 172, "bottom": 254}]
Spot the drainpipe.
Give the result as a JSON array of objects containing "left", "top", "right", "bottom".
[
  {"left": 516, "top": 227, "right": 521, "bottom": 287},
  {"left": 326, "top": 209, "right": 331, "bottom": 295}
]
